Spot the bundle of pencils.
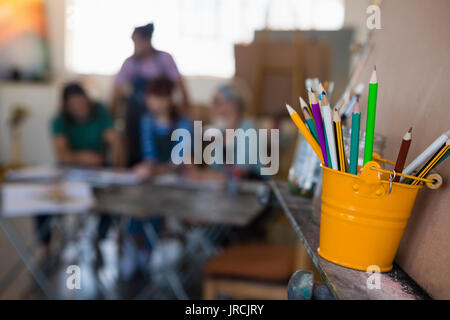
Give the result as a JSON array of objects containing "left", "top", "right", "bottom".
[
  {"left": 402, "top": 131, "right": 450, "bottom": 185},
  {"left": 285, "top": 66, "right": 449, "bottom": 186}
]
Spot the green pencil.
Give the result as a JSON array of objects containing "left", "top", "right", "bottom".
[
  {"left": 364, "top": 66, "right": 378, "bottom": 164},
  {"left": 349, "top": 100, "right": 361, "bottom": 174},
  {"left": 303, "top": 108, "right": 319, "bottom": 143}
]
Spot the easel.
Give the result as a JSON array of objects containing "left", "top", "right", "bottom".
[{"left": 247, "top": 30, "right": 305, "bottom": 118}]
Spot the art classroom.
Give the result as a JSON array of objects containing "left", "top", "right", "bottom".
[{"left": 0, "top": 0, "right": 449, "bottom": 308}]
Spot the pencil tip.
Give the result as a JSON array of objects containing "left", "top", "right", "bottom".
[
  {"left": 374, "top": 65, "right": 376, "bottom": 71},
  {"left": 319, "top": 82, "right": 326, "bottom": 93},
  {"left": 353, "top": 101, "right": 361, "bottom": 114},
  {"left": 303, "top": 108, "right": 311, "bottom": 119},
  {"left": 408, "top": 127, "right": 412, "bottom": 133},
  {"left": 370, "top": 67, "right": 378, "bottom": 83},
  {"left": 299, "top": 96, "right": 307, "bottom": 108},
  {"left": 285, "top": 104, "right": 295, "bottom": 116}
]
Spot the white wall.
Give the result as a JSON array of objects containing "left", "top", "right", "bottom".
[
  {"left": 343, "top": 0, "right": 371, "bottom": 44},
  {"left": 0, "top": 83, "right": 59, "bottom": 164}
]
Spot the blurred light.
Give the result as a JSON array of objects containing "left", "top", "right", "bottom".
[{"left": 65, "top": 0, "right": 345, "bottom": 77}]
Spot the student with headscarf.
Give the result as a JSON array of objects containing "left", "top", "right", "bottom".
[
  {"left": 184, "top": 80, "right": 262, "bottom": 183},
  {"left": 111, "top": 23, "right": 190, "bottom": 167}
]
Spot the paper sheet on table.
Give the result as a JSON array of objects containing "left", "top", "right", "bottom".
[
  {"left": 65, "top": 169, "right": 143, "bottom": 186},
  {"left": 1, "top": 182, "right": 94, "bottom": 217},
  {"left": 5, "top": 166, "right": 62, "bottom": 181},
  {"left": 152, "top": 174, "right": 222, "bottom": 191}
]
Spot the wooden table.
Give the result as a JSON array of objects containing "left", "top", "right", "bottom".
[
  {"left": 94, "top": 180, "right": 269, "bottom": 299},
  {"left": 0, "top": 178, "right": 268, "bottom": 299},
  {"left": 95, "top": 181, "right": 268, "bottom": 227},
  {"left": 271, "top": 181, "right": 430, "bottom": 300}
]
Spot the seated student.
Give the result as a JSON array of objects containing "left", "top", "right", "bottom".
[
  {"left": 52, "top": 83, "right": 124, "bottom": 167},
  {"left": 37, "top": 83, "right": 124, "bottom": 258},
  {"left": 185, "top": 81, "right": 261, "bottom": 183},
  {"left": 133, "top": 78, "right": 192, "bottom": 178},
  {"left": 119, "top": 77, "right": 192, "bottom": 280}
]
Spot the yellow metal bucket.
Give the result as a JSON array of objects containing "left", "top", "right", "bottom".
[{"left": 318, "top": 161, "right": 423, "bottom": 272}]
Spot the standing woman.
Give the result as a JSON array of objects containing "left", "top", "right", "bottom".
[{"left": 111, "top": 23, "right": 190, "bottom": 166}]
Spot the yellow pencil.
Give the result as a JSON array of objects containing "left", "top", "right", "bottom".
[
  {"left": 411, "top": 139, "right": 450, "bottom": 185},
  {"left": 285, "top": 104, "right": 324, "bottom": 164},
  {"left": 333, "top": 109, "right": 347, "bottom": 172}
]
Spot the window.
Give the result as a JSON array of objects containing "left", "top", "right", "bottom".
[{"left": 65, "top": 0, "right": 345, "bottom": 77}]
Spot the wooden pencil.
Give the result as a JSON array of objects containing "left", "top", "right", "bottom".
[
  {"left": 364, "top": 66, "right": 378, "bottom": 164},
  {"left": 320, "top": 94, "right": 338, "bottom": 171},
  {"left": 300, "top": 96, "right": 313, "bottom": 120},
  {"left": 400, "top": 130, "right": 450, "bottom": 181},
  {"left": 309, "top": 91, "right": 329, "bottom": 167},
  {"left": 435, "top": 149, "right": 449, "bottom": 167},
  {"left": 410, "top": 139, "right": 450, "bottom": 185},
  {"left": 349, "top": 100, "right": 361, "bottom": 175},
  {"left": 393, "top": 127, "right": 412, "bottom": 182},
  {"left": 333, "top": 109, "right": 347, "bottom": 172},
  {"left": 303, "top": 108, "right": 320, "bottom": 144},
  {"left": 285, "top": 104, "right": 324, "bottom": 164},
  {"left": 318, "top": 82, "right": 328, "bottom": 99},
  {"left": 323, "top": 81, "right": 329, "bottom": 93}
]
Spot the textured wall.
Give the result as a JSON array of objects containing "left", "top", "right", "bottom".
[{"left": 356, "top": 0, "right": 450, "bottom": 299}]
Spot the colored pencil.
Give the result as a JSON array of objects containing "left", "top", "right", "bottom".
[
  {"left": 349, "top": 100, "right": 361, "bottom": 175},
  {"left": 336, "top": 89, "right": 351, "bottom": 116},
  {"left": 285, "top": 104, "right": 324, "bottom": 164},
  {"left": 328, "top": 82, "right": 335, "bottom": 95},
  {"left": 393, "top": 127, "right": 412, "bottom": 182},
  {"left": 323, "top": 81, "right": 329, "bottom": 93},
  {"left": 318, "top": 82, "right": 328, "bottom": 100},
  {"left": 303, "top": 108, "right": 320, "bottom": 144},
  {"left": 333, "top": 109, "right": 347, "bottom": 172},
  {"left": 435, "top": 149, "right": 449, "bottom": 167},
  {"left": 309, "top": 91, "right": 329, "bottom": 167},
  {"left": 300, "top": 96, "right": 313, "bottom": 120},
  {"left": 317, "top": 85, "right": 333, "bottom": 166},
  {"left": 410, "top": 139, "right": 450, "bottom": 185},
  {"left": 323, "top": 124, "right": 333, "bottom": 170},
  {"left": 320, "top": 94, "right": 338, "bottom": 171},
  {"left": 400, "top": 130, "right": 450, "bottom": 182},
  {"left": 342, "top": 83, "right": 364, "bottom": 120},
  {"left": 364, "top": 66, "right": 378, "bottom": 164}
]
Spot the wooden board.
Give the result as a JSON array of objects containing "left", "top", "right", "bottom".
[
  {"left": 271, "top": 181, "right": 430, "bottom": 300},
  {"left": 354, "top": 0, "right": 450, "bottom": 299},
  {"left": 234, "top": 41, "right": 330, "bottom": 116}
]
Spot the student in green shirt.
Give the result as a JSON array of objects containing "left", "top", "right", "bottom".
[
  {"left": 36, "top": 83, "right": 124, "bottom": 260},
  {"left": 52, "top": 83, "right": 124, "bottom": 167}
]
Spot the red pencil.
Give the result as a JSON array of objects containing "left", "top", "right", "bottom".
[{"left": 393, "top": 127, "right": 412, "bottom": 182}]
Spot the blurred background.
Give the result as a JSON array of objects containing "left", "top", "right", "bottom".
[
  {"left": 0, "top": 0, "right": 371, "bottom": 168},
  {"left": 0, "top": 0, "right": 379, "bottom": 300}
]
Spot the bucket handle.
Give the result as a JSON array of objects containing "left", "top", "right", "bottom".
[
  {"left": 371, "top": 153, "right": 442, "bottom": 189},
  {"left": 368, "top": 165, "right": 442, "bottom": 189}
]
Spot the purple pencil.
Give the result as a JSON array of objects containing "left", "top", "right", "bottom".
[{"left": 308, "top": 91, "right": 329, "bottom": 167}]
